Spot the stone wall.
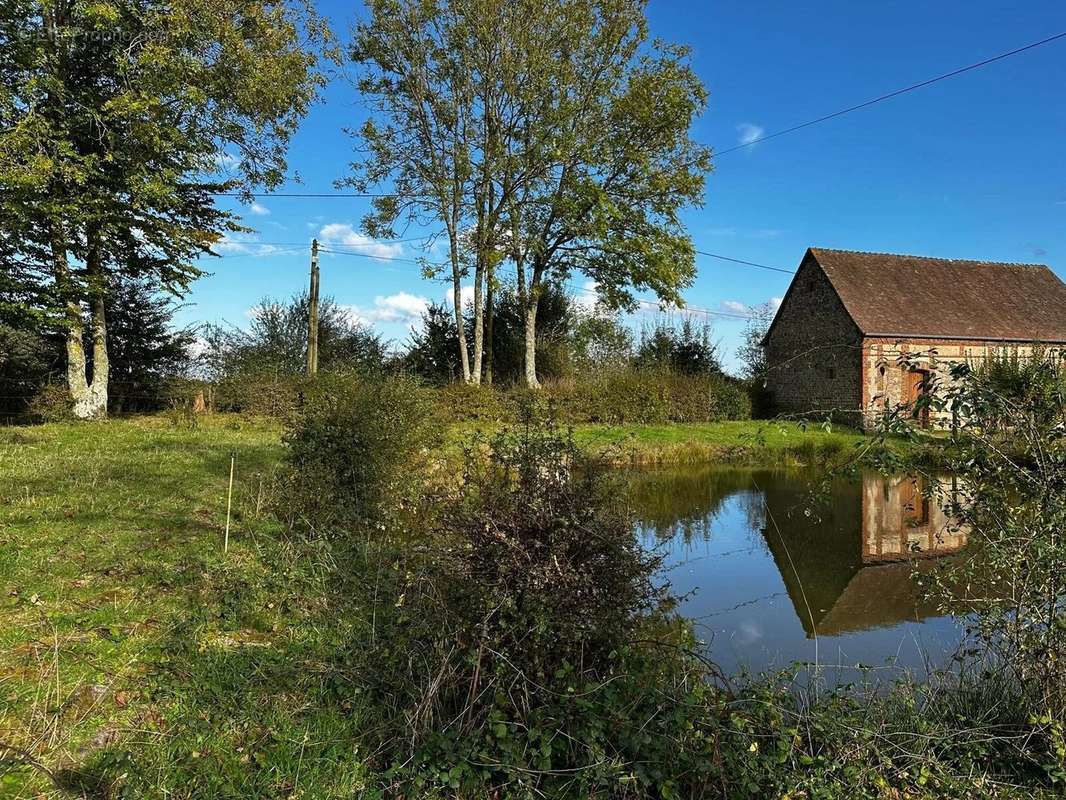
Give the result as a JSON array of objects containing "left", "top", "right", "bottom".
[{"left": 764, "top": 255, "right": 863, "bottom": 420}]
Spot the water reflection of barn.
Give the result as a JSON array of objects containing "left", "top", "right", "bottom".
[
  {"left": 626, "top": 467, "right": 967, "bottom": 639},
  {"left": 762, "top": 474, "right": 966, "bottom": 638}
]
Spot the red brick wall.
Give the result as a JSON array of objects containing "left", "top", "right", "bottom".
[{"left": 860, "top": 338, "right": 1062, "bottom": 428}]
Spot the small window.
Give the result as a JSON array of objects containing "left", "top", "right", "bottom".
[
  {"left": 878, "top": 365, "right": 886, "bottom": 376},
  {"left": 827, "top": 366, "right": 836, "bottom": 380}
]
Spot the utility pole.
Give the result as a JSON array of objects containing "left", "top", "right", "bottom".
[{"left": 306, "top": 238, "right": 320, "bottom": 375}]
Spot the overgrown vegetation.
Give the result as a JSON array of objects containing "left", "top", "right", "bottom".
[
  {"left": 863, "top": 349, "right": 1066, "bottom": 723},
  {"left": 2, "top": 379, "right": 1064, "bottom": 796}
]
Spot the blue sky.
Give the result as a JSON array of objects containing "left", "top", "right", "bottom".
[{"left": 184, "top": 0, "right": 1066, "bottom": 373}]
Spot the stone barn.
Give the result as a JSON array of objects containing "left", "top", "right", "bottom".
[{"left": 761, "top": 248, "right": 1066, "bottom": 427}]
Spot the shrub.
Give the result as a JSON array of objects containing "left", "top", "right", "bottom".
[
  {"left": 212, "top": 371, "right": 311, "bottom": 419},
  {"left": 433, "top": 380, "right": 510, "bottom": 423},
  {"left": 538, "top": 369, "right": 751, "bottom": 424},
  {"left": 277, "top": 375, "right": 439, "bottom": 533},
  {"left": 356, "top": 422, "right": 732, "bottom": 797},
  {"left": 28, "top": 382, "right": 74, "bottom": 422}
]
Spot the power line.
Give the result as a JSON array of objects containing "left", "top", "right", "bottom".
[
  {"left": 317, "top": 246, "right": 423, "bottom": 265},
  {"left": 319, "top": 242, "right": 795, "bottom": 278},
  {"left": 695, "top": 250, "right": 794, "bottom": 274},
  {"left": 714, "top": 30, "right": 1066, "bottom": 156},
  {"left": 316, "top": 244, "right": 755, "bottom": 320},
  {"left": 212, "top": 192, "right": 427, "bottom": 198}
]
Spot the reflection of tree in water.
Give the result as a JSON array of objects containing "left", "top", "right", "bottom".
[
  {"left": 622, "top": 467, "right": 784, "bottom": 550},
  {"left": 626, "top": 467, "right": 967, "bottom": 638},
  {"left": 624, "top": 466, "right": 756, "bottom": 545}
]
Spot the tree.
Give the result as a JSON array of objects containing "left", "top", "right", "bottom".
[
  {"left": 486, "top": 281, "right": 573, "bottom": 384},
  {"left": 500, "top": 4, "right": 710, "bottom": 386},
  {"left": 348, "top": 0, "right": 708, "bottom": 389},
  {"left": 0, "top": 274, "right": 198, "bottom": 415},
  {"left": 345, "top": 0, "right": 478, "bottom": 382},
  {"left": 737, "top": 301, "right": 775, "bottom": 381},
  {"left": 635, "top": 319, "right": 721, "bottom": 375},
  {"left": 105, "top": 276, "right": 196, "bottom": 413},
  {"left": 0, "top": 0, "right": 329, "bottom": 418},
  {"left": 201, "top": 293, "right": 387, "bottom": 380},
  {"left": 403, "top": 302, "right": 462, "bottom": 384},
  {"left": 569, "top": 307, "right": 634, "bottom": 374}
]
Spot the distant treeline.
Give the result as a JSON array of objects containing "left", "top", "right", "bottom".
[{"left": 1, "top": 280, "right": 761, "bottom": 424}]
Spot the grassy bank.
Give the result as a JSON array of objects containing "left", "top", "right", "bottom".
[
  {"left": 570, "top": 419, "right": 869, "bottom": 465},
  {"left": 1, "top": 415, "right": 1011, "bottom": 799},
  {"left": 446, "top": 418, "right": 874, "bottom": 466}
]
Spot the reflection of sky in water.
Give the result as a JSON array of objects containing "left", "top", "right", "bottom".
[{"left": 631, "top": 468, "right": 964, "bottom": 679}]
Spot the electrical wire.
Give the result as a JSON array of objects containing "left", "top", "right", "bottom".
[{"left": 714, "top": 30, "right": 1066, "bottom": 156}]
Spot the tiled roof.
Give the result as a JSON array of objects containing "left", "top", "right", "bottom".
[{"left": 809, "top": 248, "right": 1066, "bottom": 342}]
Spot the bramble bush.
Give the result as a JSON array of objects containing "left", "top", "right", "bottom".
[
  {"left": 267, "top": 375, "right": 1065, "bottom": 798},
  {"left": 349, "top": 419, "right": 739, "bottom": 798},
  {"left": 277, "top": 374, "right": 440, "bottom": 533}
]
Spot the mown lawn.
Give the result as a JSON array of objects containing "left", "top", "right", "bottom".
[
  {"left": 0, "top": 416, "right": 372, "bottom": 797},
  {"left": 0, "top": 413, "right": 874, "bottom": 797}
]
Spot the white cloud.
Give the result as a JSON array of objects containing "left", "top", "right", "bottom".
[
  {"left": 214, "top": 151, "right": 240, "bottom": 171},
  {"left": 720, "top": 300, "right": 749, "bottom": 314},
  {"left": 318, "top": 223, "right": 404, "bottom": 259},
  {"left": 771, "top": 296, "right": 783, "bottom": 310},
  {"left": 736, "top": 122, "right": 765, "bottom": 147},
  {"left": 188, "top": 336, "right": 210, "bottom": 360},
  {"left": 249, "top": 201, "right": 270, "bottom": 216},
  {"left": 343, "top": 292, "right": 430, "bottom": 326},
  {"left": 573, "top": 280, "right": 600, "bottom": 310},
  {"left": 212, "top": 235, "right": 285, "bottom": 257},
  {"left": 441, "top": 284, "right": 476, "bottom": 310}
]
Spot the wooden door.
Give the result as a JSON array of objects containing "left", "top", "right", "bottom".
[{"left": 904, "top": 369, "right": 930, "bottom": 428}]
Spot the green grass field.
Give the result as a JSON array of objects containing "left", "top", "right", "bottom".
[
  {"left": 570, "top": 419, "right": 868, "bottom": 464},
  {"left": 0, "top": 416, "right": 329, "bottom": 797},
  {"left": 0, "top": 414, "right": 873, "bottom": 797}
]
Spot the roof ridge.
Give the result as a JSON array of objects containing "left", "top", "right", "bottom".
[{"left": 809, "top": 247, "right": 1048, "bottom": 269}]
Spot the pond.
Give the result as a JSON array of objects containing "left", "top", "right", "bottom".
[{"left": 626, "top": 467, "right": 968, "bottom": 679}]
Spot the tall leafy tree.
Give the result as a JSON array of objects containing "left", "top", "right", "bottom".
[
  {"left": 348, "top": 0, "right": 709, "bottom": 388},
  {"left": 502, "top": 8, "right": 710, "bottom": 386},
  {"left": 0, "top": 0, "right": 330, "bottom": 417},
  {"left": 346, "top": 0, "right": 478, "bottom": 381}
]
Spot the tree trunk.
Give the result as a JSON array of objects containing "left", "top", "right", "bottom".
[
  {"left": 523, "top": 298, "right": 539, "bottom": 389},
  {"left": 53, "top": 224, "right": 108, "bottom": 419},
  {"left": 82, "top": 284, "right": 109, "bottom": 419},
  {"left": 470, "top": 257, "right": 484, "bottom": 385},
  {"left": 484, "top": 268, "right": 494, "bottom": 385},
  {"left": 448, "top": 228, "right": 471, "bottom": 383},
  {"left": 78, "top": 227, "right": 108, "bottom": 419},
  {"left": 51, "top": 226, "right": 88, "bottom": 416}
]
